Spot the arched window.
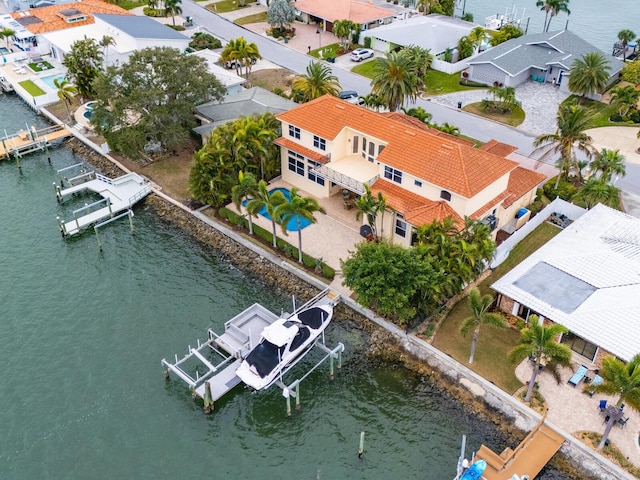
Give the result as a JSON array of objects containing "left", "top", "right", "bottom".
[{"left": 440, "top": 190, "right": 451, "bottom": 201}]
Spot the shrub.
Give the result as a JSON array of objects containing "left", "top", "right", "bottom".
[
  {"left": 168, "top": 25, "right": 186, "bottom": 31},
  {"left": 364, "top": 37, "right": 372, "bottom": 48},
  {"left": 609, "top": 114, "right": 624, "bottom": 122},
  {"left": 544, "top": 178, "right": 576, "bottom": 201},
  {"left": 143, "top": 7, "right": 164, "bottom": 17}
]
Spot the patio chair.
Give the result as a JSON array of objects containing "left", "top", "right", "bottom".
[
  {"left": 618, "top": 417, "right": 629, "bottom": 428},
  {"left": 588, "top": 374, "right": 603, "bottom": 396},
  {"left": 531, "top": 74, "right": 538, "bottom": 82},
  {"left": 598, "top": 400, "right": 607, "bottom": 412},
  {"left": 568, "top": 365, "right": 588, "bottom": 387}
]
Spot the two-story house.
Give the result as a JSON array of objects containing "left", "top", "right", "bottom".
[{"left": 275, "top": 95, "right": 546, "bottom": 244}]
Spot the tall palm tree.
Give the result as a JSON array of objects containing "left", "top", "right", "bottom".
[
  {"left": 274, "top": 188, "right": 325, "bottom": 263},
  {"left": 98, "top": 35, "right": 115, "bottom": 71},
  {"left": 0, "top": 27, "right": 15, "bottom": 50},
  {"left": 164, "top": 0, "right": 183, "bottom": 26},
  {"left": 371, "top": 51, "right": 419, "bottom": 112},
  {"left": 617, "top": 29, "right": 636, "bottom": 61},
  {"left": 292, "top": 61, "right": 341, "bottom": 103},
  {"left": 545, "top": 0, "right": 570, "bottom": 32},
  {"left": 231, "top": 171, "right": 259, "bottom": 235},
  {"left": 221, "top": 37, "right": 261, "bottom": 79},
  {"left": 460, "top": 288, "right": 508, "bottom": 364},
  {"left": 246, "top": 180, "right": 286, "bottom": 248},
  {"left": 54, "top": 78, "right": 78, "bottom": 123},
  {"left": 535, "top": 0, "right": 553, "bottom": 33},
  {"left": 332, "top": 19, "right": 355, "bottom": 51},
  {"left": 568, "top": 52, "right": 611, "bottom": 102},
  {"left": 590, "top": 148, "right": 626, "bottom": 183},
  {"left": 584, "top": 354, "right": 640, "bottom": 450},
  {"left": 533, "top": 101, "right": 596, "bottom": 185},
  {"left": 355, "top": 184, "right": 388, "bottom": 240},
  {"left": 508, "top": 318, "right": 572, "bottom": 402},
  {"left": 609, "top": 84, "right": 639, "bottom": 119}
]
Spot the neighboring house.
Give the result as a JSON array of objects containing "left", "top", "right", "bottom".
[
  {"left": 5, "top": 0, "right": 76, "bottom": 13},
  {"left": 293, "top": 0, "right": 397, "bottom": 33},
  {"left": 189, "top": 49, "right": 246, "bottom": 96},
  {"left": 41, "top": 14, "right": 190, "bottom": 66},
  {"left": 275, "top": 95, "right": 545, "bottom": 244},
  {"left": 463, "top": 30, "right": 625, "bottom": 95},
  {"left": 5, "top": 0, "right": 131, "bottom": 54},
  {"left": 492, "top": 204, "right": 640, "bottom": 365},
  {"left": 194, "top": 86, "right": 297, "bottom": 144},
  {"left": 362, "top": 14, "right": 475, "bottom": 61}
]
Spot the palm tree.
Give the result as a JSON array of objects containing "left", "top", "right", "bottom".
[
  {"left": 0, "top": 27, "right": 15, "bottom": 50},
  {"left": 246, "top": 180, "right": 287, "bottom": 248},
  {"left": 231, "top": 114, "right": 278, "bottom": 180},
  {"left": 274, "top": 188, "right": 325, "bottom": 263},
  {"left": 535, "top": 0, "right": 553, "bottom": 32},
  {"left": 433, "top": 122, "right": 460, "bottom": 136},
  {"left": 467, "top": 26, "right": 486, "bottom": 54},
  {"left": 401, "top": 106, "right": 432, "bottom": 125},
  {"left": 292, "top": 61, "right": 341, "bottom": 103},
  {"left": 545, "top": 0, "right": 570, "bottom": 32},
  {"left": 231, "top": 171, "right": 259, "bottom": 235},
  {"left": 584, "top": 354, "right": 640, "bottom": 450},
  {"left": 568, "top": 52, "right": 611, "bottom": 102},
  {"left": 355, "top": 184, "right": 388, "bottom": 240},
  {"left": 533, "top": 101, "right": 596, "bottom": 185},
  {"left": 221, "top": 37, "right": 261, "bottom": 79},
  {"left": 460, "top": 288, "right": 508, "bottom": 364},
  {"left": 398, "top": 45, "right": 433, "bottom": 80},
  {"left": 617, "top": 29, "right": 636, "bottom": 61},
  {"left": 574, "top": 178, "right": 619, "bottom": 208},
  {"left": 332, "top": 19, "right": 355, "bottom": 51},
  {"left": 98, "top": 35, "right": 115, "bottom": 71},
  {"left": 371, "top": 51, "right": 419, "bottom": 112},
  {"left": 590, "top": 148, "right": 626, "bottom": 183},
  {"left": 609, "top": 84, "right": 639, "bottom": 119},
  {"left": 164, "top": 0, "right": 183, "bottom": 26},
  {"left": 361, "top": 93, "right": 384, "bottom": 112},
  {"left": 508, "top": 318, "right": 572, "bottom": 402},
  {"left": 54, "top": 78, "right": 78, "bottom": 123}
]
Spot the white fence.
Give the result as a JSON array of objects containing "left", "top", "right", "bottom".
[{"left": 490, "top": 198, "right": 586, "bottom": 268}]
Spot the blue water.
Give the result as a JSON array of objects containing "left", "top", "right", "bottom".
[
  {"left": 40, "top": 74, "right": 66, "bottom": 90},
  {"left": 245, "top": 187, "right": 313, "bottom": 231},
  {"left": 0, "top": 46, "right": 8, "bottom": 54}
]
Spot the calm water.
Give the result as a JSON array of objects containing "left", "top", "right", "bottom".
[
  {"left": 0, "top": 94, "right": 570, "bottom": 479},
  {"left": 465, "top": 0, "right": 639, "bottom": 52}
]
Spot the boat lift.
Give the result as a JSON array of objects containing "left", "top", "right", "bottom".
[{"left": 162, "top": 288, "right": 342, "bottom": 414}]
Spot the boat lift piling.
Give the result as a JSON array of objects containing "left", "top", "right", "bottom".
[{"left": 358, "top": 431, "right": 365, "bottom": 458}]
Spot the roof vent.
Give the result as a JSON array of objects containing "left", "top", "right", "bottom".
[
  {"left": 440, "top": 143, "right": 454, "bottom": 150},
  {"left": 405, "top": 130, "right": 416, "bottom": 136},
  {"left": 58, "top": 9, "right": 87, "bottom": 23}
]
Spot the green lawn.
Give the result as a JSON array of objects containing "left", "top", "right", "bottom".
[
  {"left": 18, "top": 80, "right": 46, "bottom": 97},
  {"left": 28, "top": 61, "right": 54, "bottom": 72},
  {"left": 463, "top": 102, "right": 525, "bottom": 127},
  {"left": 235, "top": 12, "right": 267, "bottom": 25},
  {"left": 116, "top": 0, "right": 147, "bottom": 10},
  {"left": 424, "top": 70, "right": 486, "bottom": 95},
  {"left": 309, "top": 43, "right": 341, "bottom": 60},
  {"left": 206, "top": 0, "right": 257, "bottom": 14},
  {"left": 431, "top": 222, "right": 562, "bottom": 393},
  {"left": 561, "top": 95, "right": 636, "bottom": 129},
  {"left": 350, "top": 59, "right": 377, "bottom": 78}
]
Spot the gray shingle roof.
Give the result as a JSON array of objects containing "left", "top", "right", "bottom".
[
  {"left": 94, "top": 14, "right": 189, "bottom": 40},
  {"left": 468, "top": 30, "right": 625, "bottom": 77},
  {"left": 194, "top": 87, "right": 297, "bottom": 136}
]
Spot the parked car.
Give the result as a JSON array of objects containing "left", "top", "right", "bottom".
[
  {"left": 338, "top": 91, "right": 365, "bottom": 105},
  {"left": 350, "top": 48, "right": 374, "bottom": 62},
  {"left": 224, "top": 58, "right": 257, "bottom": 69}
]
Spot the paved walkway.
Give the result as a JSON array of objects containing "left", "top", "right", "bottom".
[
  {"left": 516, "top": 360, "right": 640, "bottom": 466},
  {"left": 585, "top": 126, "right": 640, "bottom": 165}
]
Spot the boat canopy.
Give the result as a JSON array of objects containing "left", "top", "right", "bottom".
[{"left": 262, "top": 319, "right": 299, "bottom": 347}]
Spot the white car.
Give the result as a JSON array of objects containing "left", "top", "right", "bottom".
[{"left": 350, "top": 48, "right": 374, "bottom": 62}]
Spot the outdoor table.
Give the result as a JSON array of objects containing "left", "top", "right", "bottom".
[{"left": 603, "top": 404, "right": 625, "bottom": 424}]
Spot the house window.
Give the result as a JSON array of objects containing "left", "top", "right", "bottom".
[
  {"left": 353, "top": 135, "right": 359, "bottom": 154},
  {"left": 395, "top": 218, "right": 407, "bottom": 237},
  {"left": 361, "top": 137, "right": 367, "bottom": 159},
  {"left": 368, "top": 142, "right": 375, "bottom": 162},
  {"left": 287, "top": 151, "right": 304, "bottom": 176},
  {"left": 384, "top": 166, "right": 402, "bottom": 184},
  {"left": 517, "top": 304, "right": 540, "bottom": 323},
  {"left": 307, "top": 160, "right": 325, "bottom": 186},
  {"left": 288, "top": 125, "right": 300, "bottom": 139},
  {"left": 313, "top": 135, "right": 326, "bottom": 151},
  {"left": 440, "top": 190, "right": 452, "bottom": 201},
  {"left": 561, "top": 331, "right": 597, "bottom": 361},
  {"left": 414, "top": 180, "right": 422, "bottom": 188},
  {"left": 378, "top": 145, "right": 385, "bottom": 155}
]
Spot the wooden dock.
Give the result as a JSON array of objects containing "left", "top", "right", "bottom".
[
  {"left": 1, "top": 124, "right": 72, "bottom": 160},
  {"left": 474, "top": 418, "right": 565, "bottom": 480}
]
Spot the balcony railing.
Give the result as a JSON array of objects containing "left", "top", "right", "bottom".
[{"left": 311, "top": 166, "right": 379, "bottom": 195}]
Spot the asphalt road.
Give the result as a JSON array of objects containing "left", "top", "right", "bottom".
[{"left": 181, "top": 1, "right": 640, "bottom": 196}]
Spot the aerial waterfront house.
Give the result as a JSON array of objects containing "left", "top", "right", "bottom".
[
  {"left": 275, "top": 95, "right": 545, "bottom": 244},
  {"left": 292, "top": 0, "right": 398, "bottom": 33}
]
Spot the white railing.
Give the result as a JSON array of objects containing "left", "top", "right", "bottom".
[
  {"left": 127, "top": 185, "right": 152, "bottom": 206},
  {"left": 312, "top": 166, "right": 378, "bottom": 195}
]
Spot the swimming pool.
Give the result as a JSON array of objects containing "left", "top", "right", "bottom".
[
  {"left": 0, "top": 47, "right": 9, "bottom": 54},
  {"left": 245, "top": 187, "right": 312, "bottom": 231},
  {"left": 40, "top": 74, "right": 66, "bottom": 90},
  {"left": 83, "top": 101, "right": 97, "bottom": 120}
]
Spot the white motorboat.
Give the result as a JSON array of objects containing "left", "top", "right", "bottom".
[{"left": 236, "top": 304, "right": 333, "bottom": 390}]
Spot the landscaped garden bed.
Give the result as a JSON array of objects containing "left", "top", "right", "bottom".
[{"left": 28, "top": 61, "right": 54, "bottom": 72}]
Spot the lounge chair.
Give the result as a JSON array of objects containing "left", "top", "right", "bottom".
[
  {"left": 531, "top": 74, "right": 538, "bottom": 82},
  {"left": 588, "top": 374, "right": 603, "bottom": 396},
  {"left": 598, "top": 400, "right": 607, "bottom": 412},
  {"left": 568, "top": 365, "right": 588, "bottom": 387}
]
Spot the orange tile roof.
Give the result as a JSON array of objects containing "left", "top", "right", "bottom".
[
  {"left": 478, "top": 139, "right": 518, "bottom": 157},
  {"left": 371, "top": 179, "right": 463, "bottom": 227},
  {"left": 380, "top": 112, "right": 474, "bottom": 146},
  {"left": 11, "top": 0, "right": 131, "bottom": 34},
  {"left": 275, "top": 137, "right": 330, "bottom": 163},
  {"left": 293, "top": 0, "right": 395, "bottom": 24},
  {"left": 503, "top": 166, "right": 546, "bottom": 208},
  {"left": 277, "top": 95, "right": 518, "bottom": 198}
]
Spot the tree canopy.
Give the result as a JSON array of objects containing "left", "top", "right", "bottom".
[
  {"left": 62, "top": 37, "right": 103, "bottom": 101},
  {"left": 371, "top": 51, "right": 420, "bottom": 112},
  {"left": 92, "top": 47, "right": 225, "bottom": 158},
  {"left": 267, "top": 0, "right": 295, "bottom": 31},
  {"left": 292, "top": 61, "right": 341, "bottom": 103},
  {"left": 568, "top": 52, "right": 611, "bottom": 100}
]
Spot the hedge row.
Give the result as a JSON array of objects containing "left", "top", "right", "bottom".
[{"left": 219, "top": 207, "right": 335, "bottom": 280}]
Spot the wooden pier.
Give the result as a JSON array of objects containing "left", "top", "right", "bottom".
[
  {"left": 473, "top": 417, "right": 565, "bottom": 480},
  {"left": 54, "top": 165, "right": 152, "bottom": 237},
  {"left": 162, "top": 289, "right": 342, "bottom": 413},
  {"left": 1, "top": 124, "right": 71, "bottom": 160}
]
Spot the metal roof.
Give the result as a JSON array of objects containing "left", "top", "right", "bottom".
[
  {"left": 492, "top": 204, "right": 640, "bottom": 362},
  {"left": 94, "top": 14, "right": 189, "bottom": 40}
]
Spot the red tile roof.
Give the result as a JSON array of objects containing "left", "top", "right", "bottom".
[
  {"left": 381, "top": 112, "right": 475, "bottom": 146},
  {"left": 478, "top": 139, "right": 519, "bottom": 157},
  {"left": 277, "top": 95, "right": 518, "bottom": 198},
  {"left": 293, "top": 0, "right": 395, "bottom": 24},
  {"left": 11, "top": 0, "right": 131, "bottom": 34},
  {"left": 275, "top": 137, "right": 330, "bottom": 163},
  {"left": 371, "top": 179, "right": 463, "bottom": 227}
]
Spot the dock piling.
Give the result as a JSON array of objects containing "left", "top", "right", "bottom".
[
  {"left": 203, "top": 381, "right": 213, "bottom": 414},
  {"left": 329, "top": 355, "right": 334, "bottom": 380},
  {"left": 295, "top": 383, "right": 300, "bottom": 411},
  {"left": 358, "top": 432, "right": 365, "bottom": 458},
  {"left": 94, "top": 226, "right": 102, "bottom": 252},
  {"left": 284, "top": 388, "right": 291, "bottom": 416},
  {"left": 337, "top": 349, "right": 342, "bottom": 370},
  {"left": 128, "top": 210, "right": 135, "bottom": 234}
]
